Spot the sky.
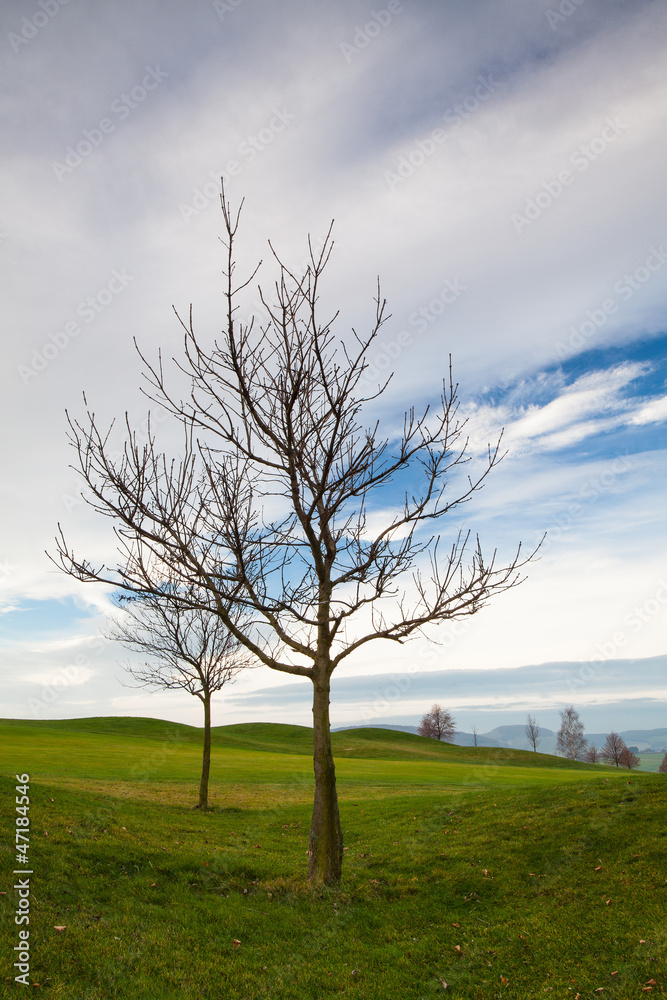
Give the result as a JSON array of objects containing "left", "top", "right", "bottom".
[{"left": 1, "top": 0, "right": 666, "bottom": 735}]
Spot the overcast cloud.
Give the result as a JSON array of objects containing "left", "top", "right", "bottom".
[{"left": 1, "top": 0, "right": 665, "bottom": 732}]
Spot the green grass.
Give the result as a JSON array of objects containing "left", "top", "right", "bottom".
[
  {"left": 0, "top": 718, "right": 665, "bottom": 999},
  {"left": 638, "top": 752, "right": 666, "bottom": 773}
]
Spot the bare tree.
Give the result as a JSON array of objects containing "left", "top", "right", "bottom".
[
  {"left": 51, "top": 188, "right": 535, "bottom": 884},
  {"left": 524, "top": 714, "right": 541, "bottom": 752},
  {"left": 471, "top": 723, "right": 479, "bottom": 747},
  {"left": 107, "top": 585, "right": 252, "bottom": 808},
  {"left": 600, "top": 732, "right": 627, "bottom": 767},
  {"left": 418, "top": 704, "right": 456, "bottom": 743},
  {"left": 584, "top": 744, "right": 601, "bottom": 764},
  {"left": 659, "top": 752, "right": 667, "bottom": 774},
  {"left": 556, "top": 705, "right": 588, "bottom": 760},
  {"left": 618, "top": 745, "right": 640, "bottom": 770}
]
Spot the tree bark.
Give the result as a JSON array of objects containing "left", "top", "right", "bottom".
[
  {"left": 198, "top": 692, "right": 211, "bottom": 809},
  {"left": 308, "top": 673, "right": 343, "bottom": 884}
]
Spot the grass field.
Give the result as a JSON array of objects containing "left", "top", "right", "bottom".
[
  {"left": 637, "top": 752, "right": 666, "bottom": 773},
  {"left": 1, "top": 718, "right": 665, "bottom": 999}
]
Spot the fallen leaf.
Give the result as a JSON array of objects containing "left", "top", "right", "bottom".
[
  {"left": 605, "top": 899, "right": 612, "bottom": 905},
  {"left": 501, "top": 976, "right": 509, "bottom": 985},
  {"left": 54, "top": 926, "right": 66, "bottom": 932},
  {"left": 640, "top": 939, "right": 646, "bottom": 943},
  {"left": 611, "top": 970, "right": 618, "bottom": 976},
  {"left": 595, "top": 865, "right": 603, "bottom": 871},
  {"left": 150, "top": 882, "right": 156, "bottom": 887},
  {"left": 452, "top": 922, "right": 460, "bottom": 928},
  {"left": 455, "top": 945, "right": 462, "bottom": 953},
  {"left": 646, "top": 981, "right": 657, "bottom": 986},
  {"left": 232, "top": 939, "right": 241, "bottom": 949},
  {"left": 440, "top": 979, "right": 448, "bottom": 990}
]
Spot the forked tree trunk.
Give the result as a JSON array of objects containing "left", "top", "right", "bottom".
[
  {"left": 198, "top": 692, "right": 211, "bottom": 809},
  {"left": 308, "top": 673, "right": 343, "bottom": 884}
]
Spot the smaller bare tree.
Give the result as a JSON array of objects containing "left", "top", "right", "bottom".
[
  {"left": 556, "top": 705, "right": 587, "bottom": 760},
  {"left": 659, "top": 752, "right": 667, "bottom": 774},
  {"left": 525, "top": 714, "right": 541, "bottom": 752},
  {"left": 418, "top": 704, "right": 456, "bottom": 743},
  {"left": 107, "top": 588, "right": 253, "bottom": 808},
  {"left": 471, "top": 723, "right": 479, "bottom": 747},
  {"left": 618, "top": 746, "right": 640, "bottom": 770},
  {"left": 584, "top": 745, "right": 601, "bottom": 764},
  {"left": 600, "top": 731, "right": 626, "bottom": 768}
]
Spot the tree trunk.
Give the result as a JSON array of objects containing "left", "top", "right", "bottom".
[
  {"left": 198, "top": 692, "right": 211, "bottom": 809},
  {"left": 308, "top": 673, "right": 343, "bottom": 884}
]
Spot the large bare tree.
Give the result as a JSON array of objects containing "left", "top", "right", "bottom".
[
  {"left": 107, "top": 585, "right": 252, "bottom": 808},
  {"left": 52, "top": 188, "right": 534, "bottom": 884}
]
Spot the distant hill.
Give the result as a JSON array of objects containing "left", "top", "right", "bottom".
[
  {"left": 335, "top": 723, "right": 506, "bottom": 748},
  {"left": 587, "top": 728, "right": 667, "bottom": 752},
  {"left": 335, "top": 721, "right": 667, "bottom": 755}
]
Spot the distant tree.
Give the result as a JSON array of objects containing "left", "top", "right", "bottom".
[
  {"left": 107, "top": 585, "right": 253, "bottom": 808},
  {"left": 556, "top": 705, "right": 588, "bottom": 760},
  {"left": 418, "top": 704, "right": 456, "bottom": 743},
  {"left": 659, "top": 752, "right": 667, "bottom": 774},
  {"left": 618, "top": 746, "right": 640, "bottom": 770},
  {"left": 584, "top": 744, "right": 601, "bottom": 764},
  {"left": 525, "top": 714, "right": 541, "bottom": 752},
  {"left": 471, "top": 723, "right": 479, "bottom": 747},
  {"left": 600, "top": 731, "right": 627, "bottom": 768}
]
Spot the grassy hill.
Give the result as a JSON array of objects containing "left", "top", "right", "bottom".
[
  {"left": 0, "top": 715, "right": 601, "bottom": 767},
  {"left": 0, "top": 716, "right": 663, "bottom": 999}
]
